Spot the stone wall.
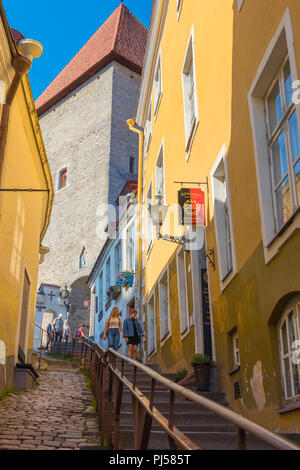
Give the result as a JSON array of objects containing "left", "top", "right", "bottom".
[{"left": 37, "top": 61, "right": 140, "bottom": 336}]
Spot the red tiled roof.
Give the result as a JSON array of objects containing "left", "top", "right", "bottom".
[
  {"left": 36, "top": 5, "right": 147, "bottom": 116},
  {"left": 11, "top": 28, "right": 24, "bottom": 44}
]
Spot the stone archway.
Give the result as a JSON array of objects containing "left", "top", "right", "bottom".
[
  {"left": 41, "top": 310, "right": 56, "bottom": 347},
  {"left": 69, "top": 276, "right": 90, "bottom": 338}
]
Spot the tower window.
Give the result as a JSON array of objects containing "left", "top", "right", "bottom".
[
  {"left": 130, "top": 156, "right": 135, "bottom": 173},
  {"left": 79, "top": 247, "right": 87, "bottom": 269},
  {"left": 58, "top": 168, "right": 67, "bottom": 190}
]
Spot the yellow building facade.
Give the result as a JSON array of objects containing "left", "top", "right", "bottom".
[
  {"left": 0, "top": 3, "right": 53, "bottom": 395},
  {"left": 135, "top": 0, "right": 300, "bottom": 433}
]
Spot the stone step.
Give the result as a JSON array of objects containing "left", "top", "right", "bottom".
[
  {"left": 119, "top": 400, "right": 230, "bottom": 413},
  {"left": 119, "top": 423, "right": 236, "bottom": 433},
  {"left": 119, "top": 411, "right": 231, "bottom": 426},
  {"left": 119, "top": 429, "right": 275, "bottom": 451}
]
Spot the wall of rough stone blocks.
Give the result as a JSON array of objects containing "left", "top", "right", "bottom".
[{"left": 37, "top": 61, "right": 140, "bottom": 336}]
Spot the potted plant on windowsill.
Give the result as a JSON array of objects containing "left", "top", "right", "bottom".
[
  {"left": 191, "top": 354, "right": 212, "bottom": 392},
  {"left": 109, "top": 285, "right": 121, "bottom": 300},
  {"left": 175, "top": 369, "right": 188, "bottom": 383}
]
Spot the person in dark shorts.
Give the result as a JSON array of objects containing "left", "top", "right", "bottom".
[{"left": 123, "top": 309, "right": 144, "bottom": 360}]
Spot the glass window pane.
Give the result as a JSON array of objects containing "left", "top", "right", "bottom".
[
  {"left": 272, "top": 132, "right": 288, "bottom": 186},
  {"left": 289, "top": 111, "right": 300, "bottom": 162},
  {"left": 284, "top": 357, "right": 293, "bottom": 398},
  {"left": 288, "top": 311, "right": 296, "bottom": 350},
  {"left": 284, "top": 60, "right": 293, "bottom": 107},
  {"left": 294, "top": 160, "right": 300, "bottom": 206},
  {"left": 281, "top": 320, "right": 288, "bottom": 355},
  {"left": 267, "top": 80, "right": 283, "bottom": 134},
  {"left": 275, "top": 176, "right": 292, "bottom": 227},
  {"left": 292, "top": 362, "right": 300, "bottom": 397}
]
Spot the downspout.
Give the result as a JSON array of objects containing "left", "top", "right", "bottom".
[
  {"left": 0, "top": 55, "right": 32, "bottom": 183},
  {"left": 127, "top": 119, "right": 144, "bottom": 320}
]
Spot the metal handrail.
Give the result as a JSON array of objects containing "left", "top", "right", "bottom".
[{"left": 78, "top": 337, "right": 300, "bottom": 451}]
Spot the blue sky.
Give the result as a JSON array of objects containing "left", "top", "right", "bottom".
[{"left": 3, "top": 0, "right": 152, "bottom": 100}]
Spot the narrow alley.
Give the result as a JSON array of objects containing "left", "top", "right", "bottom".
[{"left": 0, "top": 370, "right": 100, "bottom": 450}]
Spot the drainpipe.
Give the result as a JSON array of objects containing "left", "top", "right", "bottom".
[
  {"left": 0, "top": 55, "right": 32, "bottom": 183},
  {"left": 127, "top": 119, "right": 144, "bottom": 320}
]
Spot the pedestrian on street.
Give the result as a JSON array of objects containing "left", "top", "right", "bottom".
[
  {"left": 46, "top": 320, "right": 54, "bottom": 350},
  {"left": 123, "top": 309, "right": 144, "bottom": 360},
  {"left": 53, "top": 314, "right": 63, "bottom": 343},
  {"left": 76, "top": 324, "right": 87, "bottom": 340},
  {"left": 63, "top": 319, "right": 71, "bottom": 343},
  {"left": 103, "top": 307, "right": 124, "bottom": 351}
]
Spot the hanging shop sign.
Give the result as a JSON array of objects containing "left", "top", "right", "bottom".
[{"left": 178, "top": 188, "right": 205, "bottom": 226}]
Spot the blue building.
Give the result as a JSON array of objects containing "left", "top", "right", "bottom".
[
  {"left": 88, "top": 182, "right": 138, "bottom": 356},
  {"left": 34, "top": 283, "right": 67, "bottom": 351}
]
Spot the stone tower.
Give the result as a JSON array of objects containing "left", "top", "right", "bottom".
[{"left": 36, "top": 5, "right": 147, "bottom": 335}]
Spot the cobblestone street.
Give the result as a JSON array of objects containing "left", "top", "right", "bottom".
[{"left": 0, "top": 370, "right": 100, "bottom": 450}]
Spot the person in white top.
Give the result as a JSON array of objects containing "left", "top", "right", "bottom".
[
  {"left": 103, "top": 307, "right": 124, "bottom": 351},
  {"left": 63, "top": 319, "right": 71, "bottom": 343}
]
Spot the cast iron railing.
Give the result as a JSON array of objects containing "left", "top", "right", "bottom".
[{"left": 73, "top": 337, "right": 300, "bottom": 451}]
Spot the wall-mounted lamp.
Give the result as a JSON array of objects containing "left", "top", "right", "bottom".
[{"left": 18, "top": 38, "right": 43, "bottom": 62}]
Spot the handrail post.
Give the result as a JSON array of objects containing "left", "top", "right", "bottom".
[
  {"left": 107, "top": 361, "right": 114, "bottom": 449},
  {"left": 238, "top": 428, "right": 246, "bottom": 450},
  {"left": 114, "top": 376, "right": 124, "bottom": 450}
]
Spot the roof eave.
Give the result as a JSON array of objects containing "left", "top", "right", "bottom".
[{"left": 37, "top": 53, "right": 143, "bottom": 117}]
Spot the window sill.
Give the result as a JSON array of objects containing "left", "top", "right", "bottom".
[
  {"left": 160, "top": 331, "right": 171, "bottom": 348},
  {"left": 220, "top": 270, "right": 238, "bottom": 293},
  {"left": 56, "top": 184, "right": 70, "bottom": 193},
  {"left": 228, "top": 366, "right": 240, "bottom": 376},
  {"left": 277, "top": 400, "right": 300, "bottom": 415},
  {"left": 267, "top": 205, "right": 300, "bottom": 248},
  {"left": 264, "top": 206, "right": 300, "bottom": 264}
]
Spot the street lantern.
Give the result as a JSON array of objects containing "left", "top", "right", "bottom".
[
  {"left": 148, "top": 193, "right": 169, "bottom": 238},
  {"left": 58, "top": 285, "right": 71, "bottom": 316}
]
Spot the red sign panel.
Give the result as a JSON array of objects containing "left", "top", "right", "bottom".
[
  {"left": 178, "top": 188, "right": 205, "bottom": 226},
  {"left": 83, "top": 300, "right": 90, "bottom": 307}
]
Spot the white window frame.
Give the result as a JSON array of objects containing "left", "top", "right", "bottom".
[
  {"left": 264, "top": 57, "right": 300, "bottom": 233},
  {"left": 182, "top": 26, "right": 199, "bottom": 160},
  {"left": 211, "top": 145, "right": 238, "bottom": 291},
  {"left": 154, "top": 52, "right": 163, "bottom": 120},
  {"left": 126, "top": 223, "right": 135, "bottom": 272},
  {"left": 278, "top": 295, "right": 300, "bottom": 401},
  {"left": 146, "top": 180, "right": 154, "bottom": 258},
  {"left": 57, "top": 166, "right": 68, "bottom": 192},
  {"left": 105, "top": 257, "right": 111, "bottom": 296},
  {"left": 158, "top": 266, "right": 171, "bottom": 344},
  {"left": 177, "top": 0, "right": 183, "bottom": 20},
  {"left": 147, "top": 291, "right": 157, "bottom": 357},
  {"left": 99, "top": 271, "right": 104, "bottom": 314},
  {"left": 176, "top": 247, "right": 190, "bottom": 339},
  {"left": 144, "top": 101, "right": 152, "bottom": 157},
  {"left": 232, "top": 332, "right": 240, "bottom": 368},
  {"left": 155, "top": 140, "right": 166, "bottom": 204},
  {"left": 115, "top": 241, "right": 122, "bottom": 278},
  {"left": 248, "top": 9, "right": 300, "bottom": 264}
]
